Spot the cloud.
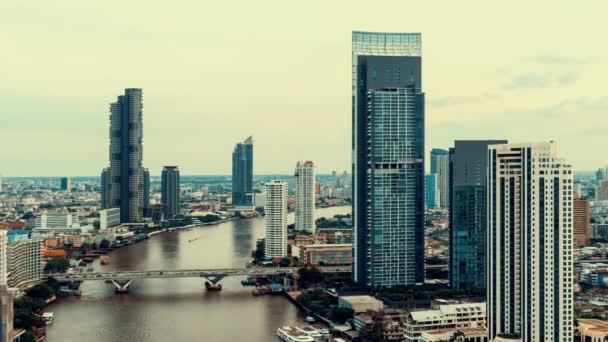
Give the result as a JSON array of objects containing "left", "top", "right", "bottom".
[
  {"left": 429, "top": 93, "right": 500, "bottom": 108},
  {"left": 507, "top": 96, "right": 608, "bottom": 120},
  {"left": 502, "top": 71, "right": 579, "bottom": 89},
  {"left": 529, "top": 55, "right": 587, "bottom": 65}
]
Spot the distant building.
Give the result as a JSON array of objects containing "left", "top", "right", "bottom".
[
  {"left": 487, "top": 142, "right": 573, "bottom": 341},
  {"left": 102, "top": 88, "right": 147, "bottom": 223},
  {"left": 597, "top": 180, "right": 608, "bottom": 201},
  {"left": 32, "top": 212, "right": 81, "bottom": 237},
  {"left": 448, "top": 140, "right": 506, "bottom": 290},
  {"left": 352, "top": 31, "right": 425, "bottom": 286},
  {"left": 60, "top": 177, "right": 70, "bottom": 192},
  {"left": 0, "top": 231, "right": 7, "bottom": 286},
  {"left": 7, "top": 239, "right": 43, "bottom": 288},
  {"left": 425, "top": 174, "right": 439, "bottom": 209},
  {"left": 35, "top": 212, "right": 79, "bottom": 229},
  {"left": 430, "top": 149, "right": 449, "bottom": 209},
  {"left": 265, "top": 180, "right": 287, "bottom": 258},
  {"left": 143, "top": 168, "right": 150, "bottom": 215},
  {"left": 596, "top": 168, "right": 606, "bottom": 183},
  {"left": 232, "top": 136, "right": 253, "bottom": 207},
  {"left": 296, "top": 244, "right": 352, "bottom": 266},
  {"left": 161, "top": 166, "right": 180, "bottom": 219},
  {"left": 100, "top": 208, "right": 121, "bottom": 231},
  {"left": 6, "top": 231, "right": 27, "bottom": 243},
  {"left": 592, "top": 223, "right": 608, "bottom": 239},
  {"left": 573, "top": 192, "right": 591, "bottom": 246},
  {"left": 100, "top": 168, "right": 111, "bottom": 209},
  {"left": 0, "top": 174, "right": 2, "bottom": 193},
  {"left": 294, "top": 161, "right": 315, "bottom": 233}
]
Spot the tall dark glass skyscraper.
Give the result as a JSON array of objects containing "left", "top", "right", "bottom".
[
  {"left": 232, "top": 136, "right": 253, "bottom": 207},
  {"left": 161, "top": 166, "right": 180, "bottom": 219},
  {"left": 448, "top": 140, "right": 506, "bottom": 290},
  {"left": 352, "top": 31, "right": 425, "bottom": 286},
  {"left": 101, "top": 88, "right": 146, "bottom": 223}
]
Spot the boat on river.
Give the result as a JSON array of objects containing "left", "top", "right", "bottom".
[
  {"left": 295, "top": 326, "right": 322, "bottom": 340},
  {"left": 276, "top": 326, "right": 314, "bottom": 342},
  {"left": 100, "top": 255, "right": 110, "bottom": 265}
]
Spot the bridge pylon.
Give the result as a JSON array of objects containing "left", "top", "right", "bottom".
[{"left": 111, "top": 279, "right": 133, "bottom": 293}]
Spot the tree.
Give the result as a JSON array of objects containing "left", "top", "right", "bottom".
[
  {"left": 20, "top": 332, "right": 35, "bottom": 342},
  {"left": 279, "top": 257, "right": 291, "bottom": 267},
  {"left": 26, "top": 284, "right": 54, "bottom": 301},
  {"left": 99, "top": 239, "right": 111, "bottom": 249},
  {"left": 252, "top": 239, "right": 265, "bottom": 261},
  {"left": 328, "top": 307, "right": 354, "bottom": 323},
  {"left": 298, "top": 267, "right": 325, "bottom": 286},
  {"left": 44, "top": 257, "right": 71, "bottom": 274}
]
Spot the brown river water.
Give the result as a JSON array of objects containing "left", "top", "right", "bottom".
[{"left": 45, "top": 206, "right": 350, "bottom": 342}]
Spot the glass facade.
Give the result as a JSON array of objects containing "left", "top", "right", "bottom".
[
  {"left": 448, "top": 140, "right": 506, "bottom": 290},
  {"left": 425, "top": 174, "right": 438, "bottom": 209},
  {"left": 232, "top": 136, "right": 253, "bottom": 206},
  {"left": 352, "top": 31, "right": 425, "bottom": 286}
]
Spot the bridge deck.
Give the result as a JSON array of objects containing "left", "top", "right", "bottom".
[{"left": 51, "top": 267, "right": 351, "bottom": 282}]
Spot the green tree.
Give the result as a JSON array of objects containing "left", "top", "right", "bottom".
[
  {"left": 279, "top": 257, "right": 291, "bottom": 267},
  {"left": 328, "top": 307, "right": 354, "bottom": 323},
  {"left": 298, "top": 267, "right": 325, "bottom": 285},
  {"left": 19, "top": 332, "right": 35, "bottom": 342},
  {"left": 26, "top": 284, "right": 54, "bottom": 300},
  {"left": 99, "top": 239, "right": 111, "bottom": 249},
  {"left": 252, "top": 239, "right": 265, "bottom": 261},
  {"left": 44, "top": 257, "right": 71, "bottom": 274}
]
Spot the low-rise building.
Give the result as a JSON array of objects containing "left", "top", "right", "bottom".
[
  {"left": 419, "top": 328, "right": 488, "bottom": 342},
  {"left": 339, "top": 296, "right": 384, "bottom": 314},
  {"left": 403, "top": 303, "right": 486, "bottom": 342},
  {"left": 297, "top": 243, "right": 352, "bottom": 266}
]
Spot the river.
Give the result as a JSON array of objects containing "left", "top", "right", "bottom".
[{"left": 45, "top": 206, "right": 351, "bottom": 342}]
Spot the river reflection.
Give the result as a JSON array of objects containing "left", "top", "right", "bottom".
[{"left": 45, "top": 206, "right": 350, "bottom": 342}]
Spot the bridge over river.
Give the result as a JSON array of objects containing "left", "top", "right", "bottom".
[{"left": 51, "top": 266, "right": 352, "bottom": 292}]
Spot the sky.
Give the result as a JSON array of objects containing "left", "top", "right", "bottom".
[{"left": 1, "top": 1, "right": 607, "bottom": 177}]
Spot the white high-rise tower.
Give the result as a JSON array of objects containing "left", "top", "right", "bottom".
[
  {"left": 295, "top": 161, "right": 315, "bottom": 233},
  {"left": 487, "top": 142, "right": 573, "bottom": 341},
  {"left": 265, "top": 180, "right": 288, "bottom": 259}
]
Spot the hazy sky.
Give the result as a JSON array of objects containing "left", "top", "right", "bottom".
[{"left": 1, "top": 1, "right": 607, "bottom": 177}]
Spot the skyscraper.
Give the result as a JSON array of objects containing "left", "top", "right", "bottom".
[
  {"left": 60, "top": 177, "right": 71, "bottom": 192},
  {"left": 265, "top": 180, "right": 288, "bottom": 259},
  {"left": 573, "top": 192, "right": 590, "bottom": 246},
  {"left": 352, "top": 31, "right": 425, "bottom": 286},
  {"left": 100, "top": 168, "right": 111, "bottom": 209},
  {"left": 430, "top": 148, "right": 449, "bottom": 208},
  {"left": 232, "top": 136, "right": 253, "bottom": 207},
  {"left": 161, "top": 166, "right": 180, "bottom": 219},
  {"left": 143, "top": 168, "right": 150, "bottom": 215},
  {"left": 295, "top": 161, "right": 315, "bottom": 233},
  {"left": 597, "top": 168, "right": 606, "bottom": 183},
  {"left": 425, "top": 174, "right": 438, "bottom": 209},
  {"left": 448, "top": 140, "right": 506, "bottom": 290},
  {"left": 102, "top": 88, "right": 146, "bottom": 223},
  {"left": 487, "top": 142, "right": 573, "bottom": 341}
]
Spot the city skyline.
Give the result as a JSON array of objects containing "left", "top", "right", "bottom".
[{"left": 3, "top": 1, "right": 608, "bottom": 177}]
